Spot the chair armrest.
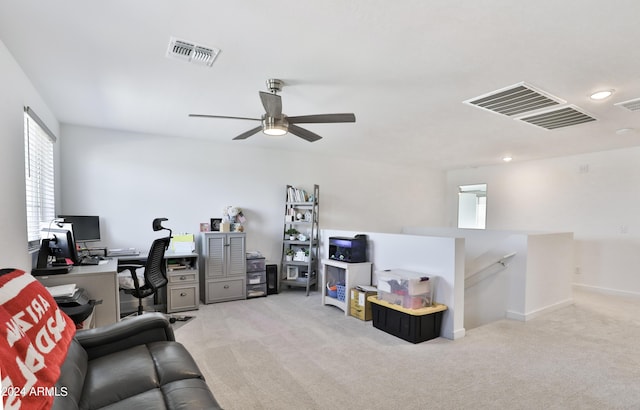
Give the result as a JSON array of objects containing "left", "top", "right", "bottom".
[
  {"left": 75, "top": 312, "right": 175, "bottom": 360},
  {"left": 118, "top": 263, "right": 145, "bottom": 291},
  {"left": 117, "top": 263, "right": 144, "bottom": 271}
]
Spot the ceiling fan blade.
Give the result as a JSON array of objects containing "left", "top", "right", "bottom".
[
  {"left": 288, "top": 124, "right": 322, "bottom": 142},
  {"left": 259, "top": 91, "right": 282, "bottom": 117},
  {"left": 233, "top": 126, "right": 263, "bottom": 140},
  {"left": 189, "top": 114, "right": 261, "bottom": 121},
  {"left": 287, "top": 113, "right": 356, "bottom": 124}
]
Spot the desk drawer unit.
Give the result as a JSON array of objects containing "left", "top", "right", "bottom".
[
  {"left": 166, "top": 254, "right": 200, "bottom": 313},
  {"left": 168, "top": 271, "right": 198, "bottom": 283},
  {"left": 167, "top": 284, "right": 199, "bottom": 313}
]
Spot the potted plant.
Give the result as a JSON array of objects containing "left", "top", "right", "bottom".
[
  {"left": 285, "top": 248, "right": 294, "bottom": 261},
  {"left": 285, "top": 228, "right": 299, "bottom": 240},
  {"left": 304, "top": 248, "right": 310, "bottom": 262}
]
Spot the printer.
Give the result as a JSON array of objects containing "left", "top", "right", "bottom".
[{"left": 54, "top": 288, "right": 96, "bottom": 329}]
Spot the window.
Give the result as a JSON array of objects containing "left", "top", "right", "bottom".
[
  {"left": 458, "top": 183, "right": 487, "bottom": 229},
  {"left": 24, "top": 107, "right": 56, "bottom": 251}
]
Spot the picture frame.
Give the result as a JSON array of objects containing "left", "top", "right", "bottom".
[
  {"left": 286, "top": 265, "right": 299, "bottom": 280},
  {"left": 199, "top": 223, "right": 210, "bottom": 232},
  {"left": 210, "top": 218, "right": 222, "bottom": 231}
]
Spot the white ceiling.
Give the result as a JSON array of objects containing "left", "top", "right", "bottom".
[{"left": 2, "top": 0, "right": 640, "bottom": 170}]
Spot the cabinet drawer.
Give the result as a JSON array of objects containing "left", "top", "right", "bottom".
[
  {"left": 247, "top": 270, "right": 266, "bottom": 285},
  {"left": 247, "top": 283, "right": 267, "bottom": 298},
  {"left": 207, "top": 279, "right": 245, "bottom": 302},
  {"left": 246, "top": 258, "right": 266, "bottom": 273},
  {"left": 167, "top": 285, "right": 199, "bottom": 313},
  {"left": 168, "top": 271, "right": 198, "bottom": 283}
]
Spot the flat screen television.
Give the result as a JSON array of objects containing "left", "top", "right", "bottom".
[
  {"left": 58, "top": 215, "right": 101, "bottom": 243},
  {"left": 40, "top": 223, "right": 79, "bottom": 265}
]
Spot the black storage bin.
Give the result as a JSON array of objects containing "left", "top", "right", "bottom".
[{"left": 369, "top": 296, "right": 446, "bottom": 344}]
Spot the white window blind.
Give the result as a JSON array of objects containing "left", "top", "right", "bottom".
[{"left": 24, "top": 107, "right": 56, "bottom": 250}]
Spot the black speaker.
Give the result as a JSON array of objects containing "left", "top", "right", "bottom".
[{"left": 266, "top": 264, "right": 278, "bottom": 295}]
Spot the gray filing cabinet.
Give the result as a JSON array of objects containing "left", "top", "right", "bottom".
[
  {"left": 246, "top": 256, "right": 267, "bottom": 298},
  {"left": 166, "top": 253, "right": 199, "bottom": 313},
  {"left": 200, "top": 232, "right": 246, "bottom": 303}
]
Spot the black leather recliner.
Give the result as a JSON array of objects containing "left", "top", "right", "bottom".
[{"left": 52, "top": 312, "right": 221, "bottom": 410}]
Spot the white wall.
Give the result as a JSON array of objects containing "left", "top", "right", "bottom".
[
  {"left": 447, "top": 150, "right": 640, "bottom": 296},
  {"left": 402, "top": 227, "right": 573, "bottom": 328},
  {"left": 59, "top": 124, "right": 446, "bottom": 265},
  {"left": 0, "top": 40, "right": 59, "bottom": 270},
  {"left": 520, "top": 232, "right": 574, "bottom": 318}
]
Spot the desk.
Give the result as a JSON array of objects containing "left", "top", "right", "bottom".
[{"left": 35, "top": 259, "right": 119, "bottom": 327}]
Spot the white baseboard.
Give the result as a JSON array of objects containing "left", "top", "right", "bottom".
[
  {"left": 506, "top": 298, "right": 573, "bottom": 322},
  {"left": 573, "top": 283, "right": 640, "bottom": 298},
  {"left": 451, "top": 328, "right": 466, "bottom": 340}
]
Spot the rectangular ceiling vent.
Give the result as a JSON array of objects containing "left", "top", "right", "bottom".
[
  {"left": 614, "top": 97, "right": 640, "bottom": 112},
  {"left": 464, "top": 82, "right": 565, "bottom": 117},
  {"left": 166, "top": 36, "right": 220, "bottom": 67},
  {"left": 517, "top": 105, "right": 596, "bottom": 130}
]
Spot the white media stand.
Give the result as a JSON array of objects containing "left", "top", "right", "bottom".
[{"left": 321, "top": 259, "right": 372, "bottom": 316}]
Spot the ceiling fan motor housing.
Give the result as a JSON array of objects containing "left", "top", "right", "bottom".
[{"left": 266, "top": 78, "right": 283, "bottom": 93}]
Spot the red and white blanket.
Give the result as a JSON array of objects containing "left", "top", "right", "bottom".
[{"left": 1, "top": 269, "right": 75, "bottom": 410}]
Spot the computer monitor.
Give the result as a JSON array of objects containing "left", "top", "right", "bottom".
[
  {"left": 58, "top": 215, "right": 101, "bottom": 243},
  {"left": 40, "top": 223, "right": 79, "bottom": 265}
]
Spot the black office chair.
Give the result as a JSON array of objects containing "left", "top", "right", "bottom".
[{"left": 118, "top": 218, "right": 172, "bottom": 316}]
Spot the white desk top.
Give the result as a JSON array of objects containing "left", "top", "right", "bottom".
[{"left": 114, "top": 251, "right": 198, "bottom": 261}]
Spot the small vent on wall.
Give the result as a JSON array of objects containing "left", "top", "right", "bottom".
[
  {"left": 517, "top": 106, "right": 596, "bottom": 130},
  {"left": 166, "top": 37, "right": 220, "bottom": 67},
  {"left": 464, "top": 82, "right": 565, "bottom": 117},
  {"left": 614, "top": 97, "right": 640, "bottom": 112}
]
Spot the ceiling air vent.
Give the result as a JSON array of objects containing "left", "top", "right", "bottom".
[
  {"left": 166, "top": 37, "right": 220, "bottom": 67},
  {"left": 464, "top": 82, "right": 565, "bottom": 117},
  {"left": 614, "top": 97, "right": 640, "bottom": 112},
  {"left": 517, "top": 105, "right": 596, "bottom": 130}
]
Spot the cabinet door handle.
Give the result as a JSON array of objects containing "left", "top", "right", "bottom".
[
  {"left": 180, "top": 292, "right": 187, "bottom": 297},
  {"left": 224, "top": 285, "right": 230, "bottom": 289},
  {"left": 180, "top": 276, "right": 186, "bottom": 280}
]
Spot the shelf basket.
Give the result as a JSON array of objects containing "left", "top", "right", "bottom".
[{"left": 336, "top": 284, "right": 346, "bottom": 302}]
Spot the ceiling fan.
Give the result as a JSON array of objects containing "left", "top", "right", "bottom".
[{"left": 189, "top": 79, "right": 356, "bottom": 142}]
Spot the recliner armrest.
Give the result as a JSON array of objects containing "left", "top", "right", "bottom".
[{"left": 75, "top": 312, "right": 175, "bottom": 360}]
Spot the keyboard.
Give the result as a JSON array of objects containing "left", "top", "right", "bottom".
[
  {"left": 107, "top": 248, "right": 140, "bottom": 257},
  {"left": 78, "top": 256, "right": 100, "bottom": 266}
]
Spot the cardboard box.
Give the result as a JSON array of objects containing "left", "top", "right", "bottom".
[{"left": 349, "top": 286, "right": 377, "bottom": 321}]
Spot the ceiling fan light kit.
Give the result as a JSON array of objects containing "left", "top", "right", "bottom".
[
  {"left": 262, "top": 116, "right": 288, "bottom": 136},
  {"left": 189, "top": 79, "right": 355, "bottom": 142}
]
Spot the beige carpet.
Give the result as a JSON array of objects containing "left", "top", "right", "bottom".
[{"left": 174, "top": 289, "right": 640, "bottom": 410}]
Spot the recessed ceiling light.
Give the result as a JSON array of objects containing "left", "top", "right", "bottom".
[
  {"left": 503, "top": 156, "right": 513, "bottom": 162},
  {"left": 590, "top": 90, "right": 614, "bottom": 100}
]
